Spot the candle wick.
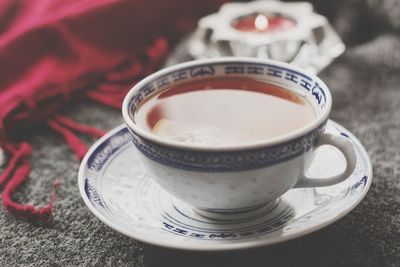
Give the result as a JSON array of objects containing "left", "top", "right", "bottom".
[{"left": 255, "top": 14, "right": 268, "bottom": 31}]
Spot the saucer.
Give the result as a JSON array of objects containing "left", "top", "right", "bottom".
[{"left": 78, "top": 120, "right": 372, "bottom": 251}]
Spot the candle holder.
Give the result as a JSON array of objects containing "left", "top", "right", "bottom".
[{"left": 170, "top": 0, "right": 345, "bottom": 73}]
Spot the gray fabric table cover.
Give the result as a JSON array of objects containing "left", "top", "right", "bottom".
[{"left": 0, "top": 0, "right": 399, "bottom": 266}]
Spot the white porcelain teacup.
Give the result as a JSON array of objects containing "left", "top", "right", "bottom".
[{"left": 122, "top": 58, "right": 356, "bottom": 220}]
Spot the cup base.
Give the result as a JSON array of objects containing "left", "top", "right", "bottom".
[{"left": 192, "top": 200, "right": 279, "bottom": 221}]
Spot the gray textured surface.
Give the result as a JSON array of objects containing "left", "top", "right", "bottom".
[{"left": 1, "top": 0, "right": 400, "bottom": 266}]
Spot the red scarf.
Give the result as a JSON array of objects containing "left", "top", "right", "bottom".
[{"left": 0, "top": 0, "right": 225, "bottom": 222}]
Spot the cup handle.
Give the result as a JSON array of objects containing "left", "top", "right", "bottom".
[{"left": 294, "top": 133, "right": 357, "bottom": 188}]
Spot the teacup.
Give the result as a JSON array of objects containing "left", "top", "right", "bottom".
[{"left": 122, "top": 58, "right": 356, "bottom": 220}]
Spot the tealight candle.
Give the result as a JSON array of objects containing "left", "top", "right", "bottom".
[
  {"left": 183, "top": 0, "right": 345, "bottom": 74},
  {"left": 232, "top": 14, "right": 295, "bottom": 33}
]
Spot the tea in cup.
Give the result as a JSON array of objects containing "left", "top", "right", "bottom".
[{"left": 122, "top": 58, "right": 356, "bottom": 220}]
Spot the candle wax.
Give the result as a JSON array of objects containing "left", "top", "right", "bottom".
[{"left": 232, "top": 14, "right": 295, "bottom": 33}]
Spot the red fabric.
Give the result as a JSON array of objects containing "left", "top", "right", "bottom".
[
  {"left": 54, "top": 115, "right": 105, "bottom": 139},
  {"left": 0, "top": 0, "right": 225, "bottom": 222}
]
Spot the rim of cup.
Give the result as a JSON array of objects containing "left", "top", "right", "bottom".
[{"left": 122, "top": 57, "right": 332, "bottom": 152}]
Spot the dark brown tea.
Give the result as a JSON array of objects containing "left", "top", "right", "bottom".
[{"left": 134, "top": 77, "right": 315, "bottom": 145}]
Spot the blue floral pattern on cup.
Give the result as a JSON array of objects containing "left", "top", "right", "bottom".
[
  {"left": 125, "top": 60, "right": 329, "bottom": 172},
  {"left": 127, "top": 62, "right": 328, "bottom": 115},
  {"left": 128, "top": 123, "right": 326, "bottom": 171}
]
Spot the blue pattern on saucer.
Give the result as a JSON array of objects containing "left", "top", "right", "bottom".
[{"left": 79, "top": 121, "right": 372, "bottom": 250}]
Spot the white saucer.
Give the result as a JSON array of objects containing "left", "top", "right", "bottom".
[{"left": 78, "top": 120, "right": 372, "bottom": 251}]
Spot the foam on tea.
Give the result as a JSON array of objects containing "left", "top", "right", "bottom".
[{"left": 134, "top": 77, "right": 315, "bottom": 145}]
